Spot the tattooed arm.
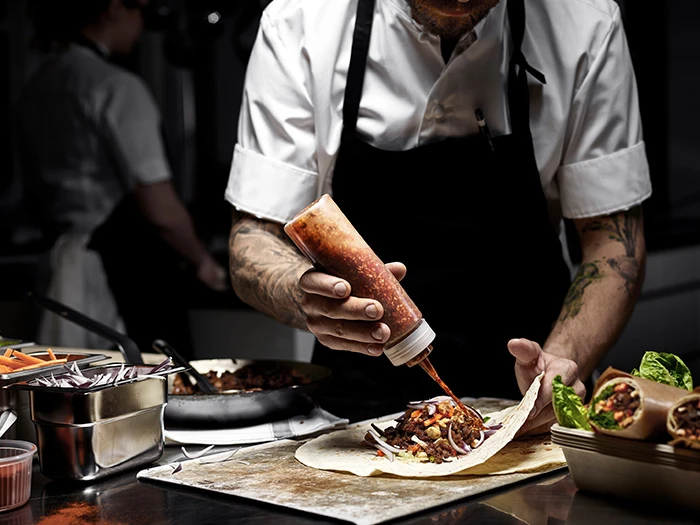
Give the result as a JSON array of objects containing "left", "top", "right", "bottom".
[
  {"left": 228, "top": 209, "right": 311, "bottom": 329},
  {"left": 546, "top": 205, "right": 646, "bottom": 378},
  {"left": 229, "top": 208, "right": 398, "bottom": 355},
  {"left": 510, "top": 205, "right": 646, "bottom": 435}
]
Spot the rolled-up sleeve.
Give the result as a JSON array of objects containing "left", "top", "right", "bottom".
[
  {"left": 557, "top": 7, "right": 651, "bottom": 219},
  {"left": 226, "top": 144, "right": 318, "bottom": 222},
  {"left": 225, "top": 9, "right": 320, "bottom": 222}
]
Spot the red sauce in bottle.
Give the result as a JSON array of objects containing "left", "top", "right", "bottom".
[
  {"left": 284, "top": 194, "right": 429, "bottom": 355},
  {"left": 285, "top": 194, "right": 464, "bottom": 407}
]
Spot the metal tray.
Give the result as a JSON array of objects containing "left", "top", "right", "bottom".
[
  {"left": 0, "top": 351, "right": 109, "bottom": 386},
  {"left": 21, "top": 367, "right": 168, "bottom": 482}
]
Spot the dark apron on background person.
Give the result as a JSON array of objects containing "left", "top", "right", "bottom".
[{"left": 312, "top": 0, "right": 572, "bottom": 421}]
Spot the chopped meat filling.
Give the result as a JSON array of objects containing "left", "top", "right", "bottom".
[
  {"left": 671, "top": 399, "right": 700, "bottom": 440},
  {"left": 172, "top": 364, "right": 310, "bottom": 394},
  {"left": 368, "top": 398, "right": 489, "bottom": 464},
  {"left": 592, "top": 382, "right": 641, "bottom": 429}
]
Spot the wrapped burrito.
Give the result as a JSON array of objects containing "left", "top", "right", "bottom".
[
  {"left": 667, "top": 386, "right": 700, "bottom": 449},
  {"left": 588, "top": 367, "right": 688, "bottom": 440}
]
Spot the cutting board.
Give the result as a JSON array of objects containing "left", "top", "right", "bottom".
[{"left": 137, "top": 399, "right": 567, "bottom": 524}]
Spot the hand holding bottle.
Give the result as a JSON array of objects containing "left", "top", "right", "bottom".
[{"left": 298, "top": 261, "right": 407, "bottom": 356}]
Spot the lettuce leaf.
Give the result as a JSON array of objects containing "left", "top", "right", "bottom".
[
  {"left": 552, "top": 375, "right": 591, "bottom": 430},
  {"left": 631, "top": 351, "right": 693, "bottom": 391}
]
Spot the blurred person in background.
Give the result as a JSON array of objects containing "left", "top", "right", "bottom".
[{"left": 16, "top": 0, "right": 228, "bottom": 356}]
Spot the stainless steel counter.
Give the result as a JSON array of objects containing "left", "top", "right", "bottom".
[{"left": 1, "top": 450, "right": 697, "bottom": 525}]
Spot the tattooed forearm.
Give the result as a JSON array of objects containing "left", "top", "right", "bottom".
[
  {"left": 559, "top": 261, "right": 603, "bottom": 322},
  {"left": 557, "top": 206, "right": 645, "bottom": 323},
  {"left": 582, "top": 206, "right": 643, "bottom": 294},
  {"left": 228, "top": 211, "right": 311, "bottom": 329}
]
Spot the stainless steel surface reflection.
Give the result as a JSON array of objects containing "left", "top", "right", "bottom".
[{"left": 26, "top": 368, "right": 167, "bottom": 482}]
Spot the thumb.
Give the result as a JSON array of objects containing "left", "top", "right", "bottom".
[{"left": 507, "top": 338, "right": 542, "bottom": 365}]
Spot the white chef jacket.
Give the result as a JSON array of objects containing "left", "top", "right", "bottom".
[
  {"left": 16, "top": 44, "right": 170, "bottom": 349},
  {"left": 226, "top": 0, "right": 651, "bottom": 224},
  {"left": 17, "top": 43, "right": 171, "bottom": 236}
]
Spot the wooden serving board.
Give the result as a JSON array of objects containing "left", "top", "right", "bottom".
[{"left": 137, "top": 399, "right": 566, "bottom": 525}]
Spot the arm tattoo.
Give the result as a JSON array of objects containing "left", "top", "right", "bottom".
[
  {"left": 582, "top": 206, "right": 642, "bottom": 294},
  {"left": 559, "top": 206, "right": 644, "bottom": 322},
  {"left": 559, "top": 261, "right": 603, "bottom": 322},
  {"left": 228, "top": 213, "right": 310, "bottom": 329}
]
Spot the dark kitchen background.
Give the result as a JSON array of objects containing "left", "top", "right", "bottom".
[{"left": 0, "top": 0, "right": 698, "bottom": 378}]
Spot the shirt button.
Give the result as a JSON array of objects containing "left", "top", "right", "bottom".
[{"left": 434, "top": 104, "right": 445, "bottom": 119}]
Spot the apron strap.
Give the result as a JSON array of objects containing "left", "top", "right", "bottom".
[
  {"left": 343, "top": 0, "right": 376, "bottom": 133},
  {"left": 507, "top": 0, "right": 544, "bottom": 135}
]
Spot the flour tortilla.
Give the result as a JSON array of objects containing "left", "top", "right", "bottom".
[{"left": 295, "top": 372, "right": 545, "bottom": 477}]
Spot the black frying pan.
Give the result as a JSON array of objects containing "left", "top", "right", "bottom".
[
  {"left": 30, "top": 293, "right": 331, "bottom": 427},
  {"left": 164, "top": 358, "right": 331, "bottom": 428}
]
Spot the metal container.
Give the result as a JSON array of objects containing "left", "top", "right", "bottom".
[{"left": 24, "top": 366, "right": 167, "bottom": 482}]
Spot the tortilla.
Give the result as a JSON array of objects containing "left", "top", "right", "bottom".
[
  {"left": 667, "top": 386, "right": 700, "bottom": 450},
  {"left": 589, "top": 367, "right": 688, "bottom": 440},
  {"left": 295, "top": 372, "right": 545, "bottom": 477}
]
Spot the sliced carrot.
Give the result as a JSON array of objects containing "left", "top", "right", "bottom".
[
  {"left": 47, "top": 348, "right": 56, "bottom": 360},
  {"left": 0, "top": 356, "right": 22, "bottom": 368},
  {"left": 410, "top": 410, "right": 422, "bottom": 419},
  {"left": 10, "top": 351, "right": 44, "bottom": 365},
  {"left": 3, "top": 349, "right": 12, "bottom": 357},
  {"left": 376, "top": 449, "right": 385, "bottom": 457},
  {"left": 12, "top": 358, "right": 67, "bottom": 372},
  {"left": 0, "top": 365, "right": 13, "bottom": 374}
]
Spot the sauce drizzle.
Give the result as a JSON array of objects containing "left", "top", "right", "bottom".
[{"left": 418, "top": 355, "right": 470, "bottom": 414}]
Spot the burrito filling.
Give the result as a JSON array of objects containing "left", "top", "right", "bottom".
[
  {"left": 363, "top": 396, "right": 501, "bottom": 464},
  {"left": 589, "top": 381, "right": 641, "bottom": 430},
  {"left": 670, "top": 399, "right": 700, "bottom": 441}
]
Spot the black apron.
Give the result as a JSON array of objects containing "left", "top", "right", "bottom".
[{"left": 312, "top": 0, "right": 572, "bottom": 421}]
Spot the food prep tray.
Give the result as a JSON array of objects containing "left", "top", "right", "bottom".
[
  {"left": 0, "top": 351, "right": 108, "bottom": 387},
  {"left": 12, "top": 365, "right": 168, "bottom": 481},
  {"left": 550, "top": 424, "right": 700, "bottom": 511}
]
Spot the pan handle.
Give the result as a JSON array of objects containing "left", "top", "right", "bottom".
[
  {"left": 28, "top": 292, "right": 144, "bottom": 364},
  {"left": 151, "top": 339, "right": 219, "bottom": 394}
]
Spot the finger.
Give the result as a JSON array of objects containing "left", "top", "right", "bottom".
[
  {"left": 385, "top": 262, "right": 407, "bottom": 282},
  {"left": 308, "top": 315, "right": 390, "bottom": 344},
  {"left": 301, "top": 294, "right": 384, "bottom": 321},
  {"left": 517, "top": 416, "right": 555, "bottom": 438},
  {"left": 507, "top": 338, "right": 542, "bottom": 365},
  {"left": 314, "top": 332, "right": 385, "bottom": 356},
  {"left": 299, "top": 269, "right": 352, "bottom": 299},
  {"left": 517, "top": 405, "right": 555, "bottom": 437}
]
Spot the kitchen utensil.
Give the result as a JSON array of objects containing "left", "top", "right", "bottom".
[
  {"left": 28, "top": 294, "right": 332, "bottom": 427},
  {"left": 151, "top": 339, "right": 218, "bottom": 394},
  {"left": 29, "top": 292, "right": 143, "bottom": 364},
  {"left": 164, "top": 358, "right": 332, "bottom": 428},
  {"left": 0, "top": 412, "right": 17, "bottom": 439},
  {"left": 13, "top": 364, "right": 167, "bottom": 481}
]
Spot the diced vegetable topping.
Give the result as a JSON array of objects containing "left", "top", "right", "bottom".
[
  {"left": 362, "top": 397, "right": 500, "bottom": 463},
  {"left": 588, "top": 382, "right": 640, "bottom": 430}
]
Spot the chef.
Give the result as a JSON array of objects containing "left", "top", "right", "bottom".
[
  {"left": 17, "top": 0, "right": 227, "bottom": 352},
  {"left": 225, "top": 0, "right": 651, "bottom": 431}
]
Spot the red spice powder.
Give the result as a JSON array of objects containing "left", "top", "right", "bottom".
[{"left": 34, "top": 502, "right": 126, "bottom": 525}]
